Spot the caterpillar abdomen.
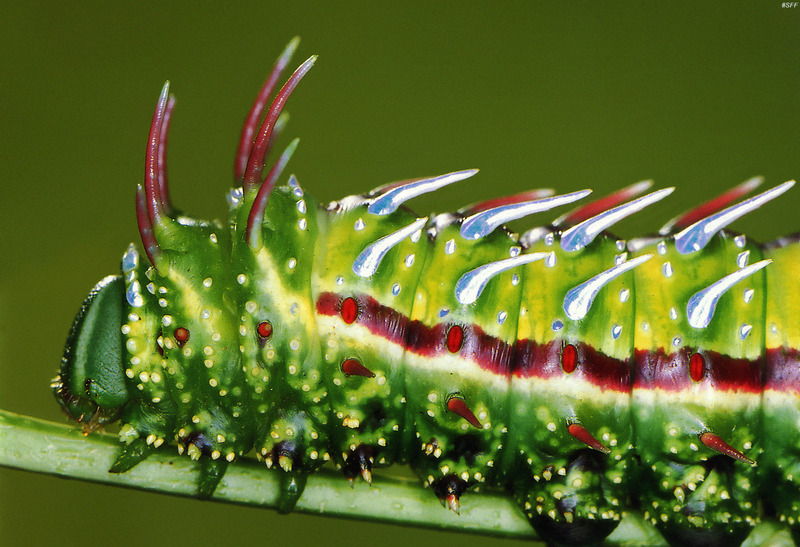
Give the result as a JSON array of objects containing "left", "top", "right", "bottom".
[{"left": 53, "top": 39, "right": 800, "bottom": 547}]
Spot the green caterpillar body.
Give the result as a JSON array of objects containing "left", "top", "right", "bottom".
[{"left": 54, "top": 41, "right": 800, "bottom": 547}]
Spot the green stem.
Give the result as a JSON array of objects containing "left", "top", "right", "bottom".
[{"left": 0, "top": 409, "right": 536, "bottom": 540}]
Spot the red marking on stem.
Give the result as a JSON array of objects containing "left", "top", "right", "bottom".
[
  {"left": 567, "top": 423, "right": 610, "bottom": 454},
  {"left": 156, "top": 94, "right": 175, "bottom": 214},
  {"left": 235, "top": 38, "right": 300, "bottom": 183},
  {"left": 242, "top": 55, "right": 316, "bottom": 189},
  {"left": 144, "top": 83, "right": 171, "bottom": 227},
  {"left": 446, "top": 396, "right": 482, "bottom": 428},
  {"left": 561, "top": 343, "right": 578, "bottom": 373},
  {"left": 341, "top": 297, "right": 359, "bottom": 324},
  {"left": 135, "top": 186, "right": 159, "bottom": 267},
  {"left": 556, "top": 181, "right": 652, "bottom": 226},
  {"left": 689, "top": 352, "right": 705, "bottom": 382},
  {"left": 342, "top": 358, "right": 375, "bottom": 378},
  {"left": 699, "top": 432, "right": 755, "bottom": 465},
  {"left": 174, "top": 327, "right": 190, "bottom": 348},
  {"left": 665, "top": 177, "right": 762, "bottom": 233},
  {"left": 460, "top": 189, "right": 555, "bottom": 215},
  {"left": 446, "top": 325, "right": 464, "bottom": 353}
]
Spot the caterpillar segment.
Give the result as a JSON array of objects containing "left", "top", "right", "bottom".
[{"left": 52, "top": 41, "right": 800, "bottom": 546}]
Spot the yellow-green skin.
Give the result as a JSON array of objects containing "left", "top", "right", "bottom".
[
  {"left": 60, "top": 177, "right": 800, "bottom": 547},
  {"left": 629, "top": 232, "right": 764, "bottom": 543}
]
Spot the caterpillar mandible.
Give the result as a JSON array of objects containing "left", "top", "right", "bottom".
[{"left": 53, "top": 38, "right": 800, "bottom": 547}]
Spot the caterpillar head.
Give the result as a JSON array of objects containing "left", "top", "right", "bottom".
[{"left": 53, "top": 275, "right": 130, "bottom": 432}]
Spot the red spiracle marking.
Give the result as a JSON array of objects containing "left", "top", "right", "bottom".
[
  {"left": 174, "top": 327, "right": 190, "bottom": 348},
  {"left": 446, "top": 325, "right": 464, "bottom": 354},
  {"left": 561, "top": 343, "right": 577, "bottom": 373},
  {"left": 689, "top": 352, "right": 705, "bottom": 382},
  {"left": 257, "top": 321, "right": 273, "bottom": 340},
  {"left": 341, "top": 297, "right": 359, "bottom": 324}
]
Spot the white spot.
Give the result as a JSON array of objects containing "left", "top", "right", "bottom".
[
  {"left": 743, "top": 288, "right": 754, "bottom": 303},
  {"left": 428, "top": 393, "right": 438, "bottom": 403},
  {"left": 438, "top": 307, "right": 450, "bottom": 318},
  {"left": 298, "top": 218, "right": 307, "bottom": 231},
  {"left": 642, "top": 321, "right": 650, "bottom": 331},
  {"left": 615, "top": 253, "right": 627, "bottom": 265},
  {"left": 121, "top": 325, "right": 131, "bottom": 335},
  {"left": 204, "top": 346, "right": 214, "bottom": 356},
  {"left": 545, "top": 252, "right": 557, "bottom": 268},
  {"left": 669, "top": 307, "right": 678, "bottom": 320},
  {"left": 237, "top": 274, "right": 246, "bottom": 285},
  {"left": 245, "top": 301, "right": 258, "bottom": 314},
  {"left": 445, "top": 239, "right": 456, "bottom": 254},
  {"left": 497, "top": 311, "right": 508, "bottom": 325},
  {"left": 619, "top": 289, "right": 630, "bottom": 303},
  {"left": 335, "top": 276, "right": 345, "bottom": 286},
  {"left": 158, "top": 298, "right": 168, "bottom": 308},
  {"left": 662, "top": 262, "right": 673, "bottom": 277},
  {"left": 657, "top": 241, "right": 667, "bottom": 255},
  {"left": 672, "top": 336, "right": 682, "bottom": 347},
  {"left": 290, "top": 339, "right": 300, "bottom": 351},
  {"left": 210, "top": 233, "right": 218, "bottom": 243},
  {"left": 162, "top": 315, "right": 173, "bottom": 327},
  {"left": 734, "top": 235, "right": 746, "bottom": 248},
  {"left": 740, "top": 324, "right": 753, "bottom": 340},
  {"left": 203, "top": 277, "right": 213, "bottom": 288},
  {"left": 411, "top": 229, "right": 422, "bottom": 243},
  {"left": 512, "top": 273, "right": 520, "bottom": 286},
  {"left": 544, "top": 233, "right": 554, "bottom": 246},
  {"left": 288, "top": 258, "right": 297, "bottom": 270},
  {"left": 547, "top": 422, "right": 556, "bottom": 432},
  {"left": 392, "top": 283, "right": 401, "bottom": 296},
  {"left": 201, "top": 309, "right": 211, "bottom": 319},
  {"left": 354, "top": 218, "right": 365, "bottom": 231},
  {"left": 611, "top": 324, "right": 622, "bottom": 339},
  {"left": 405, "top": 254, "right": 415, "bottom": 268},
  {"left": 737, "top": 251, "right": 750, "bottom": 269},
  {"left": 290, "top": 302, "right": 298, "bottom": 315},
  {"left": 297, "top": 200, "right": 307, "bottom": 213},
  {"left": 510, "top": 246, "right": 521, "bottom": 257},
  {"left": 616, "top": 239, "right": 626, "bottom": 251},
  {"left": 552, "top": 319, "right": 564, "bottom": 331}
]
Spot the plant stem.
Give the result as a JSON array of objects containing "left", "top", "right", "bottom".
[{"left": 0, "top": 409, "right": 537, "bottom": 540}]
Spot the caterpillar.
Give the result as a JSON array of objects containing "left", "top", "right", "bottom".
[{"left": 52, "top": 38, "right": 800, "bottom": 547}]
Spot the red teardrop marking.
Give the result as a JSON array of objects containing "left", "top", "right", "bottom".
[
  {"left": 174, "top": 327, "right": 190, "bottom": 348},
  {"left": 567, "top": 423, "right": 610, "bottom": 454},
  {"left": 341, "top": 297, "right": 359, "bottom": 324},
  {"left": 257, "top": 321, "right": 273, "bottom": 340},
  {"left": 446, "top": 396, "right": 482, "bottom": 428},
  {"left": 561, "top": 343, "right": 578, "bottom": 373},
  {"left": 342, "top": 358, "right": 375, "bottom": 378},
  {"left": 446, "top": 325, "right": 464, "bottom": 353},
  {"left": 689, "top": 352, "right": 705, "bottom": 382},
  {"left": 699, "top": 432, "right": 755, "bottom": 465}
]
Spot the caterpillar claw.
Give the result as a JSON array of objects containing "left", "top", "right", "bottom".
[
  {"left": 699, "top": 432, "right": 755, "bottom": 465},
  {"left": 445, "top": 395, "right": 482, "bottom": 429},
  {"left": 567, "top": 423, "right": 610, "bottom": 455},
  {"left": 433, "top": 475, "right": 468, "bottom": 515},
  {"left": 109, "top": 437, "right": 156, "bottom": 473},
  {"left": 343, "top": 445, "right": 374, "bottom": 484}
]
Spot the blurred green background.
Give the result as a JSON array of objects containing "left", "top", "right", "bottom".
[{"left": 1, "top": 3, "right": 798, "bottom": 546}]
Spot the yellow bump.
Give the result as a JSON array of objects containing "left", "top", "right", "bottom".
[
  {"left": 546, "top": 422, "right": 556, "bottom": 432},
  {"left": 153, "top": 438, "right": 164, "bottom": 448},
  {"left": 146, "top": 434, "right": 156, "bottom": 445},
  {"left": 187, "top": 443, "right": 201, "bottom": 460},
  {"left": 217, "top": 434, "right": 226, "bottom": 443},
  {"left": 226, "top": 452, "right": 235, "bottom": 462},
  {"left": 211, "top": 450, "right": 221, "bottom": 460}
]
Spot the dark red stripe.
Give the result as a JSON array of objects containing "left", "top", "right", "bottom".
[
  {"left": 315, "top": 291, "right": 629, "bottom": 390},
  {"left": 765, "top": 346, "right": 800, "bottom": 394},
  {"left": 512, "top": 339, "right": 631, "bottom": 393},
  {"left": 633, "top": 348, "right": 761, "bottom": 393}
]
